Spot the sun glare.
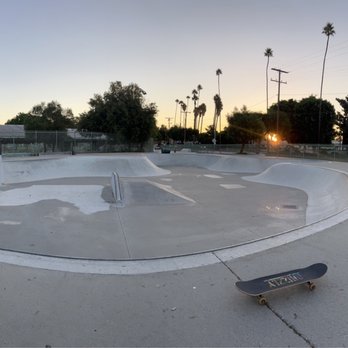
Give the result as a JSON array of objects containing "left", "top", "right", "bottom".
[{"left": 267, "top": 133, "right": 278, "bottom": 143}]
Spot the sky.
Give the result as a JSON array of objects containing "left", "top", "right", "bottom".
[{"left": 0, "top": 0, "right": 348, "bottom": 131}]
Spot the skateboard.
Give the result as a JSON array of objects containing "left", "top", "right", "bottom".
[{"left": 235, "top": 263, "right": 327, "bottom": 305}]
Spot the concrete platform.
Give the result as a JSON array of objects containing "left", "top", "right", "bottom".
[
  {"left": 0, "top": 154, "right": 310, "bottom": 259},
  {"left": 0, "top": 152, "right": 347, "bottom": 346}
]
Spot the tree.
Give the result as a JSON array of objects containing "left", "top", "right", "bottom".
[
  {"left": 197, "top": 103, "right": 207, "bottom": 133},
  {"left": 192, "top": 89, "right": 199, "bottom": 130},
  {"left": 77, "top": 81, "right": 157, "bottom": 149},
  {"left": 226, "top": 107, "right": 266, "bottom": 153},
  {"left": 6, "top": 101, "right": 76, "bottom": 130},
  {"left": 178, "top": 100, "right": 185, "bottom": 127},
  {"left": 196, "top": 84, "right": 203, "bottom": 131},
  {"left": 265, "top": 97, "right": 336, "bottom": 144},
  {"left": 336, "top": 96, "right": 348, "bottom": 144},
  {"left": 318, "top": 22, "right": 335, "bottom": 143},
  {"left": 213, "top": 94, "right": 223, "bottom": 143},
  {"left": 216, "top": 68, "right": 222, "bottom": 96},
  {"left": 264, "top": 48, "right": 273, "bottom": 112},
  {"left": 179, "top": 101, "right": 187, "bottom": 126},
  {"left": 265, "top": 99, "right": 295, "bottom": 141},
  {"left": 216, "top": 69, "right": 223, "bottom": 138},
  {"left": 167, "top": 125, "right": 183, "bottom": 143},
  {"left": 156, "top": 125, "right": 168, "bottom": 143},
  {"left": 295, "top": 96, "right": 335, "bottom": 144},
  {"left": 198, "top": 125, "right": 215, "bottom": 144},
  {"left": 174, "top": 99, "right": 180, "bottom": 126},
  {"left": 185, "top": 95, "right": 190, "bottom": 129},
  {"left": 197, "top": 84, "right": 203, "bottom": 104}
]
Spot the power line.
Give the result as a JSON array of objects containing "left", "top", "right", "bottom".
[{"left": 271, "top": 68, "right": 289, "bottom": 134}]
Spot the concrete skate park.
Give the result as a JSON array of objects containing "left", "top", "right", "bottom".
[{"left": 1, "top": 152, "right": 348, "bottom": 346}]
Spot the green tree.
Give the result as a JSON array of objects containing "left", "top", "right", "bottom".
[
  {"left": 197, "top": 125, "right": 215, "bottom": 144},
  {"left": 167, "top": 125, "right": 184, "bottom": 142},
  {"left": 6, "top": 101, "right": 76, "bottom": 130},
  {"left": 295, "top": 96, "right": 335, "bottom": 144},
  {"left": 264, "top": 48, "right": 273, "bottom": 112},
  {"left": 184, "top": 128, "right": 199, "bottom": 142},
  {"left": 266, "top": 99, "right": 295, "bottom": 141},
  {"left": 155, "top": 125, "right": 168, "bottom": 143},
  {"left": 78, "top": 81, "right": 157, "bottom": 149},
  {"left": 318, "top": 22, "right": 335, "bottom": 143},
  {"left": 336, "top": 96, "right": 348, "bottom": 144},
  {"left": 226, "top": 107, "right": 266, "bottom": 153}
]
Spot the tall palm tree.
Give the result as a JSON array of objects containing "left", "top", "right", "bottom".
[
  {"left": 192, "top": 89, "right": 199, "bottom": 130},
  {"left": 318, "top": 22, "right": 335, "bottom": 143},
  {"left": 264, "top": 48, "right": 273, "bottom": 113},
  {"left": 198, "top": 103, "right": 207, "bottom": 133},
  {"left": 192, "top": 89, "right": 198, "bottom": 109},
  {"left": 216, "top": 69, "right": 223, "bottom": 140},
  {"left": 174, "top": 99, "right": 179, "bottom": 126},
  {"left": 185, "top": 95, "right": 190, "bottom": 129},
  {"left": 179, "top": 100, "right": 185, "bottom": 127},
  {"left": 216, "top": 69, "right": 222, "bottom": 96},
  {"left": 180, "top": 101, "right": 188, "bottom": 143},
  {"left": 213, "top": 94, "right": 223, "bottom": 142},
  {"left": 197, "top": 84, "right": 203, "bottom": 104},
  {"left": 196, "top": 85, "right": 203, "bottom": 131}
]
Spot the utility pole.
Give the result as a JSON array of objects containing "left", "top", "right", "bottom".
[
  {"left": 271, "top": 68, "right": 289, "bottom": 136},
  {"left": 166, "top": 117, "right": 173, "bottom": 128}
]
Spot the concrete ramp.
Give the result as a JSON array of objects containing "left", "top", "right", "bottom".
[
  {"left": 147, "top": 153, "right": 221, "bottom": 168},
  {"left": 1, "top": 155, "right": 170, "bottom": 184},
  {"left": 207, "top": 155, "right": 278, "bottom": 173},
  {"left": 0, "top": 157, "right": 3, "bottom": 185},
  {"left": 244, "top": 163, "right": 348, "bottom": 224},
  {"left": 122, "top": 180, "right": 195, "bottom": 206},
  {"left": 147, "top": 153, "right": 279, "bottom": 173}
]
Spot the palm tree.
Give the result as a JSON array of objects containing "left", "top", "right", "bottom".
[
  {"left": 174, "top": 99, "right": 179, "bottom": 126},
  {"left": 318, "top": 22, "right": 335, "bottom": 143},
  {"left": 192, "top": 89, "right": 199, "bottom": 130},
  {"left": 213, "top": 94, "right": 223, "bottom": 143},
  {"left": 180, "top": 100, "right": 188, "bottom": 143},
  {"left": 264, "top": 48, "right": 273, "bottom": 113},
  {"left": 192, "top": 89, "right": 198, "bottom": 109},
  {"left": 179, "top": 100, "right": 185, "bottom": 127},
  {"left": 196, "top": 85, "right": 203, "bottom": 131},
  {"left": 197, "top": 84, "right": 203, "bottom": 104},
  {"left": 216, "top": 69, "right": 222, "bottom": 96},
  {"left": 198, "top": 103, "right": 207, "bottom": 133},
  {"left": 185, "top": 95, "right": 190, "bottom": 129}
]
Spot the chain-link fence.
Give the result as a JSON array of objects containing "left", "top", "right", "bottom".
[
  {"left": 0, "top": 130, "right": 154, "bottom": 156},
  {"left": 158, "top": 142, "right": 348, "bottom": 162},
  {"left": 1, "top": 130, "right": 348, "bottom": 163}
]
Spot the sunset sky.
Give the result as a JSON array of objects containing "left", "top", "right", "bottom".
[{"left": 0, "top": 0, "right": 347, "bottom": 130}]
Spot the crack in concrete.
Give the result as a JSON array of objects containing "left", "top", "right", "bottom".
[
  {"left": 266, "top": 303, "right": 315, "bottom": 347},
  {"left": 115, "top": 206, "right": 131, "bottom": 259},
  {"left": 213, "top": 252, "right": 315, "bottom": 347}
]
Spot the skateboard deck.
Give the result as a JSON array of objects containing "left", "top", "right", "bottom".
[{"left": 235, "top": 263, "right": 327, "bottom": 304}]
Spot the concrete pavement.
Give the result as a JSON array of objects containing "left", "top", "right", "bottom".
[
  {"left": 0, "top": 220, "right": 344, "bottom": 347},
  {"left": 0, "top": 152, "right": 347, "bottom": 346},
  {"left": 0, "top": 155, "right": 308, "bottom": 259}
]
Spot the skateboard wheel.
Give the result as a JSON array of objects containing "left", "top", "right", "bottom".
[
  {"left": 308, "top": 282, "right": 316, "bottom": 291},
  {"left": 257, "top": 296, "right": 267, "bottom": 305}
]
